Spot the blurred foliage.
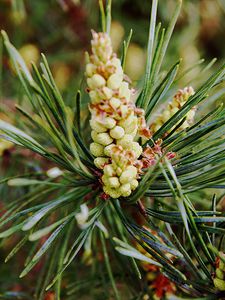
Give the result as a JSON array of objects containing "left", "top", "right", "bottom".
[{"left": 1, "top": 0, "right": 224, "bottom": 99}]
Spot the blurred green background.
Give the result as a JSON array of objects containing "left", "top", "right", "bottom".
[{"left": 1, "top": 0, "right": 224, "bottom": 101}]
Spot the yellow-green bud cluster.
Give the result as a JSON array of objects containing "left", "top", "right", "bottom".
[
  {"left": 86, "top": 31, "right": 143, "bottom": 198},
  {"left": 214, "top": 255, "right": 225, "bottom": 291},
  {"left": 150, "top": 86, "right": 195, "bottom": 134}
]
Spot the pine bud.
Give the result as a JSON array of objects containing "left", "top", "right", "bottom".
[
  {"left": 107, "top": 177, "right": 120, "bottom": 188},
  {"left": 111, "top": 57, "right": 122, "bottom": 70},
  {"left": 104, "top": 117, "right": 116, "bottom": 129},
  {"left": 120, "top": 105, "right": 129, "bottom": 118},
  {"left": 104, "top": 144, "right": 116, "bottom": 156},
  {"left": 118, "top": 112, "right": 134, "bottom": 128},
  {"left": 120, "top": 166, "right": 137, "bottom": 184},
  {"left": 101, "top": 175, "right": 109, "bottom": 185},
  {"left": 91, "top": 130, "right": 98, "bottom": 142},
  {"left": 119, "top": 183, "right": 132, "bottom": 197},
  {"left": 95, "top": 132, "right": 113, "bottom": 146},
  {"left": 86, "top": 63, "right": 95, "bottom": 77},
  {"left": 107, "top": 73, "right": 123, "bottom": 90},
  {"left": 90, "top": 119, "right": 107, "bottom": 133},
  {"left": 109, "top": 97, "right": 121, "bottom": 109},
  {"left": 101, "top": 86, "right": 113, "bottom": 99},
  {"left": 116, "top": 167, "right": 123, "bottom": 176},
  {"left": 103, "top": 164, "right": 116, "bottom": 177},
  {"left": 89, "top": 74, "right": 106, "bottom": 89},
  {"left": 89, "top": 90, "right": 100, "bottom": 104},
  {"left": 94, "top": 157, "right": 109, "bottom": 169},
  {"left": 130, "top": 179, "right": 138, "bottom": 190},
  {"left": 119, "top": 82, "right": 131, "bottom": 100},
  {"left": 103, "top": 186, "right": 121, "bottom": 199},
  {"left": 110, "top": 126, "right": 125, "bottom": 139},
  {"left": 90, "top": 142, "right": 105, "bottom": 157},
  {"left": 117, "top": 134, "right": 133, "bottom": 148},
  {"left": 130, "top": 142, "right": 143, "bottom": 158},
  {"left": 124, "top": 118, "right": 138, "bottom": 135}
]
